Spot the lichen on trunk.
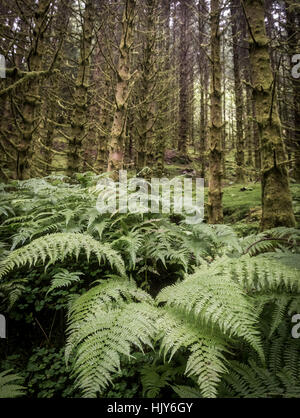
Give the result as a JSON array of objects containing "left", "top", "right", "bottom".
[
  {"left": 208, "top": 0, "right": 224, "bottom": 224},
  {"left": 107, "top": 0, "right": 136, "bottom": 180},
  {"left": 243, "top": 0, "right": 295, "bottom": 230}
]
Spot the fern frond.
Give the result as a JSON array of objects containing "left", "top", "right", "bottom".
[
  {"left": 202, "top": 254, "right": 300, "bottom": 294},
  {"left": 66, "top": 279, "right": 158, "bottom": 397},
  {"left": 0, "top": 233, "right": 125, "bottom": 279},
  {"left": 0, "top": 279, "right": 27, "bottom": 311},
  {"left": 157, "top": 308, "right": 228, "bottom": 398},
  {"left": 47, "top": 268, "right": 83, "bottom": 295},
  {"left": 171, "top": 385, "right": 202, "bottom": 398},
  {"left": 0, "top": 370, "right": 25, "bottom": 398},
  {"left": 111, "top": 231, "right": 144, "bottom": 269},
  {"left": 241, "top": 227, "right": 300, "bottom": 256},
  {"left": 140, "top": 364, "right": 172, "bottom": 398},
  {"left": 156, "top": 263, "right": 264, "bottom": 360},
  {"left": 223, "top": 357, "right": 300, "bottom": 398}
]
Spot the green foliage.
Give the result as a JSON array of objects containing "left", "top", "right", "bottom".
[
  {"left": 103, "top": 352, "right": 148, "bottom": 398},
  {"left": 221, "top": 326, "right": 300, "bottom": 398},
  {"left": 240, "top": 227, "right": 300, "bottom": 256},
  {"left": 0, "top": 232, "right": 125, "bottom": 280},
  {"left": 24, "top": 347, "right": 78, "bottom": 398},
  {"left": 47, "top": 269, "right": 83, "bottom": 295},
  {"left": 140, "top": 359, "right": 185, "bottom": 398},
  {"left": 65, "top": 277, "right": 157, "bottom": 397},
  {"left": 156, "top": 262, "right": 263, "bottom": 360},
  {"left": 0, "top": 369, "right": 25, "bottom": 398},
  {"left": 1, "top": 176, "right": 300, "bottom": 398},
  {"left": 0, "top": 278, "right": 27, "bottom": 311},
  {"left": 171, "top": 385, "right": 202, "bottom": 398}
]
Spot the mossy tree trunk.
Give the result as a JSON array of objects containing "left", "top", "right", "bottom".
[
  {"left": 19, "top": 0, "right": 51, "bottom": 179},
  {"left": 242, "top": 43, "right": 255, "bottom": 170},
  {"left": 93, "top": 2, "right": 114, "bottom": 173},
  {"left": 284, "top": 0, "right": 300, "bottom": 181},
  {"left": 153, "top": 0, "right": 173, "bottom": 177},
  {"left": 230, "top": 0, "right": 245, "bottom": 183},
  {"left": 135, "top": 0, "right": 158, "bottom": 172},
  {"left": 107, "top": 0, "right": 136, "bottom": 180},
  {"left": 208, "top": 0, "right": 224, "bottom": 224},
  {"left": 94, "top": 55, "right": 111, "bottom": 173},
  {"left": 196, "top": 0, "right": 209, "bottom": 180},
  {"left": 177, "top": 0, "right": 191, "bottom": 157},
  {"left": 68, "top": 0, "right": 93, "bottom": 176},
  {"left": 243, "top": 0, "right": 295, "bottom": 230}
]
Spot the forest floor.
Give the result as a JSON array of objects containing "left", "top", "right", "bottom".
[{"left": 162, "top": 151, "right": 300, "bottom": 231}]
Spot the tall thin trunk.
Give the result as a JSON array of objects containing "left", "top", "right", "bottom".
[
  {"left": 107, "top": 0, "right": 136, "bottom": 179},
  {"left": 135, "top": 0, "right": 157, "bottom": 172},
  {"left": 68, "top": 0, "right": 93, "bottom": 175},
  {"left": 230, "top": 0, "right": 245, "bottom": 183},
  {"left": 20, "top": 0, "right": 51, "bottom": 179},
  {"left": 284, "top": 0, "right": 300, "bottom": 181},
  {"left": 178, "top": 0, "right": 191, "bottom": 156},
  {"left": 208, "top": 0, "right": 223, "bottom": 224},
  {"left": 243, "top": 0, "right": 295, "bottom": 230}
]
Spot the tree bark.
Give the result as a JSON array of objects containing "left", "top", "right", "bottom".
[
  {"left": 208, "top": 0, "right": 223, "bottom": 224},
  {"left": 68, "top": 0, "right": 93, "bottom": 175},
  {"left": 230, "top": 0, "right": 245, "bottom": 183},
  {"left": 284, "top": 0, "right": 300, "bottom": 181},
  {"left": 107, "top": 0, "right": 136, "bottom": 180},
  {"left": 20, "top": 0, "right": 51, "bottom": 179},
  {"left": 243, "top": 0, "right": 295, "bottom": 230},
  {"left": 178, "top": 0, "right": 191, "bottom": 156}
]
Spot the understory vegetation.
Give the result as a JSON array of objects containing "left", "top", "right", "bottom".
[{"left": 0, "top": 174, "right": 299, "bottom": 398}]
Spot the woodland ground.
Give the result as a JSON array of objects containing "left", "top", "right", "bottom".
[{"left": 162, "top": 154, "right": 300, "bottom": 228}]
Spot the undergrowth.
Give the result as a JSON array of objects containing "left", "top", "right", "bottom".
[{"left": 0, "top": 174, "right": 299, "bottom": 398}]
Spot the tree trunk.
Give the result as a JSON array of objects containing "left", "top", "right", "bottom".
[
  {"left": 178, "top": 0, "right": 191, "bottom": 156},
  {"left": 230, "top": 0, "right": 245, "bottom": 183},
  {"left": 243, "top": 0, "right": 295, "bottom": 230},
  {"left": 68, "top": 0, "right": 93, "bottom": 176},
  {"left": 208, "top": 0, "right": 223, "bottom": 224},
  {"left": 107, "top": 0, "right": 136, "bottom": 180},
  {"left": 20, "top": 0, "right": 51, "bottom": 179},
  {"left": 284, "top": 0, "right": 300, "bottom": 181}
]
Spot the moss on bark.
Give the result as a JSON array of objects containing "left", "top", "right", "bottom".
[{"left": 244, "top": 0, "right": 295, "bottom": 230}]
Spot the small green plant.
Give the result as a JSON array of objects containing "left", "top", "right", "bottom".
[{"left": 25, "top": 347, "right": 78, "bottom": 398}]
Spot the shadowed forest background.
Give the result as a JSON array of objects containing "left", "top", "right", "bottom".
[{"left": 0, "top": 0, "right": 300, "bottom": 399}]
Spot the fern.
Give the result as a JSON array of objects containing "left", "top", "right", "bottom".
[
  {"left": 222, "top": 357, "right": 300, "bottom": 398},
  {"left": 47, "top": 268, "right": 83, "bottom": 295},
  {"left": 66, "top": 277, "right": 157, "bottom": 398},
  {"left": 241, "top": 227, "right": 300, "bottom": 256},
  {"left": 66, "top": 277, "right": 230, "bottom": 398},
  {"left": 156, "top": 262, "right": 264, "bottom": 360},
  {"left": 0, "top": 279, "right": 27, "bottom": 311},
  {"left": 1, "top": 176, "right": 300, "bottom": 399},
  {"left": 157, "top": 308, "right": 228, "bottom": 398},
  {"left": 198, "top": 253, "right": 300, "bottom": 294},
  {"left": 140, "top": 363, "right": 175, "bottom": 398},
  {"left": 171, "top": 385, "right": 202, "bottom": 398},
  {"left": 65, "top": 268, "right": 263, "bottom": 398},
  {"left": 0, "top": 233, "right": 125, "bottom": 280},
  {"left": 0, "top": 370, "right": 25, "bottom": 398},
  {"left": 65, "top": 247, "right": 300, "bottom": 398}
]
